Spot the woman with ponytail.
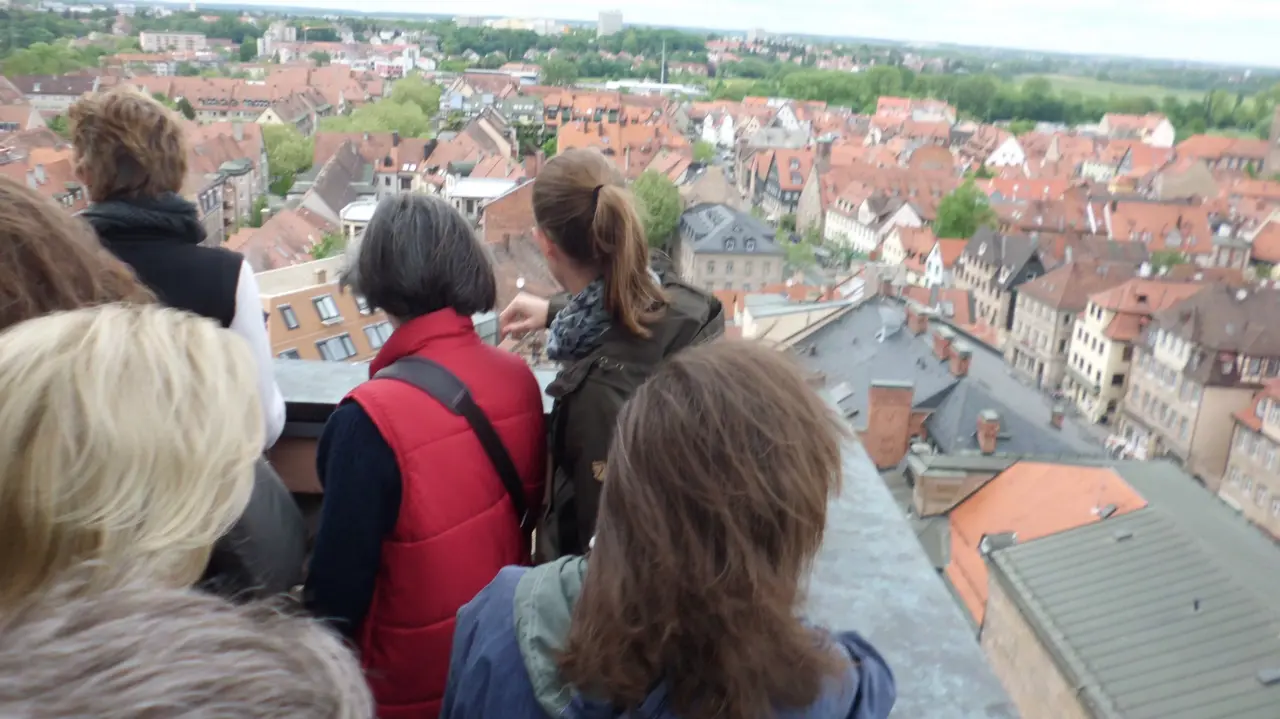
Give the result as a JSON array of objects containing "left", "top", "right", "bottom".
[{"left": 500, "top": 148, "right": 724, "bottom": 559}]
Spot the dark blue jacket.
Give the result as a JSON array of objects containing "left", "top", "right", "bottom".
[{"left": 442, "top": 557, "right": 897, "bottom": 719}]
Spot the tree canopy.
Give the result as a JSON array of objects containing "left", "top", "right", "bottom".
[
  {"left": 934, "top": 181, "right": 999, "bottom": 240},
  {"left": 631, "top": 171, "right": 682, "bottom": 249},
  {"left": 262, "top": 124, "right": 313, "bottom": 194},
  {"left": 386, "top": 74, "right": 443, "bottom": 116},
  {"left": 693, "top": 141, "right": 715, "bottom": 163},
  {"left": 541, "top": 58, "right": 579, "bottom": 86},
  {"left": 319, "top": 100, "right": 433, "bottom": 138}
]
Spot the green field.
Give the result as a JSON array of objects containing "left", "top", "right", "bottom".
[{"left": 1015, "top": 75, "right": 1208, "bottom": 103}]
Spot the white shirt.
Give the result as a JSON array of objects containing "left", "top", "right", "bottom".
[{"left": 228, "top": 260, "right": 286, "bottom": 449}]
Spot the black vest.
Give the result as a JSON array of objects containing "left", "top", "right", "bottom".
[{"left": 82, "top": 196, "right": 242, "bottom": 328}]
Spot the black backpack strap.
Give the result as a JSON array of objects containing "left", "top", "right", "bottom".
[{"left": 374, "top": 356, "right": 531, "bottom": 532}]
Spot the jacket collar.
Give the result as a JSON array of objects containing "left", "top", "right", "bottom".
[
  {"left": 80, "top": 193, "right": 207, "bottom": 246},
  {"left": 367, "top": 309, "right": 479, "bottom": 377}
]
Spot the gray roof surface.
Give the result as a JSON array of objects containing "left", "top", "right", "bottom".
[
  {"left": 802, "top": 298, "right": 1103, "bottom": 456},
  {"left": 679, "top": 202, "right": 783, "bottom": 255},
  {"left": 808, "top": 440, "right": 1016, "bottom": 719},
  {"left": 962, "top": 227, "right": 1042, "bottom": 290},
  {"left": 989, "top": 507, "right": 1280, "bottom": 719}
]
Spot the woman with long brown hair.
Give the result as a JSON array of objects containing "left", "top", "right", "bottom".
[
  {"left": 441, "top": 341, "right": 896, "bottom": 719},
  {"left": 499, "top": 148, "right": 724, "bottom": 559}
]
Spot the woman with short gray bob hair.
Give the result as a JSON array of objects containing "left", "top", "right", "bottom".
[
  {"left": 306, "top": 192, "right": 546, "bottom": 717},
  {"left": 345, "top": 193, "right": 497, "bottom": 321}
]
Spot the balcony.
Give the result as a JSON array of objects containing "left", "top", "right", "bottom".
[{"left": 273, "top": 360, "right": 1016, "bottom": 717}]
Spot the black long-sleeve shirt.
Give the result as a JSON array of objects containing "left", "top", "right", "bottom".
[{"left": 303, "top": 401, "right": 402, "bottom": 640}]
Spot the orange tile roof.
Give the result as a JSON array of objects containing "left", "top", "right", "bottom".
[
  {"left": 1089, "top": 277, "right": 1207, "bottom": 315},
  {"left": 1090, "top": 278, "right": 1206, "bottom": 342},
  {"left": 1108, "top": 201, "right": 1215, "bottom": 254},
  {"left": 1177, "top": 134, "right": 1270, "bottom": 163},
  {"left": 946, "top": 461, "right": 1147, "bottom": 624},
  {"left": 555, "top": 120, "right": 686, "bottom": 180},
  {"left": 1252, "top": 218, "right": 1280, "bottom": 264},
  {"left": 935, "top": 238, "right": 967, "bottom": 269},
  {"left": 898, "top": 226, "right": 937, "bottom": 256},
  {"left": 981, "top": 177, "right": 1070, "bottom": 202}
]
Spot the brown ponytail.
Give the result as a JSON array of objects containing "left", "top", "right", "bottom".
[{"left": 533, "top": 149, "right": 664, "bottom": 337}]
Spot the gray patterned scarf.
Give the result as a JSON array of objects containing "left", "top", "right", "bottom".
[
  {"left": 546, "top": 269, "right": 663, "bottom": 362},
  {"left": 546, "top": 278, "right": 611, "bottom": 362}
]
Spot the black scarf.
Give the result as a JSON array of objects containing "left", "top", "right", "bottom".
[{"left": 80, "top": 193, "right": 208, "bottom": 246}]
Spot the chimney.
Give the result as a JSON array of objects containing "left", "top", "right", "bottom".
[
  {"left": 624, "top": 146, "right": 631, "bottom": 173},
  {"left": 865, "top": 380, "right": 915, "bottom": 469},
  {"left": 33, "top": 164, "right": 45, "bottom": 184},
  {"left": 1050, "top": 403, "right": 1065, "bottom": 430},
  {"left": 905, "top": 302, "right": 928, "bottom": 335},
  {"left": 233, "top": 122, "right": 244, "bottom": 142},
  {"left": 816, "top": 135, "right": 833, "bottom": 172},
  {"left": 315, "top": 268, "right": 328, "bottom": 284},
  {"left": 932, "top": 324, "right": 955, "bottom": 361},
  {"left": 392, "top": 131, "right": 401, "bottom": 147},
  {"left": 949, "top": 341, "right": 972, "bottom": 377},
  {"left": 977, "top": 409, "right": 1000, "bottom": 454}
]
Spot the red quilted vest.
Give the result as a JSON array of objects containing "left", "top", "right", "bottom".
[{"left": 346, "top": 310, "right": 546, "bottom": 719}]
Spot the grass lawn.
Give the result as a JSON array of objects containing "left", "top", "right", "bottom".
[{"left": 1016, "top": 74, "right": 1208, "bottom": 103}]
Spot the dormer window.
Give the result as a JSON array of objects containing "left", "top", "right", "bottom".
[
  {"left": 745, "top": 239, "right": 756, "bottom": 251},
  {"left": 725, "top": 239, "right": 736, "bottom": 251}
]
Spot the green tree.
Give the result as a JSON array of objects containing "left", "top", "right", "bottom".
[
  {"left": 2, "top": 41, "right": 88, "bottom": 75},
  {"left": 175, "top": 97, "right": 196, "bottom": 120},
  {"left": 1150, "top": 250, "right": 1189, "bottom": 271},
  {"left": 308, "top": 51, "right": 331, "bottom": 67},
  {"left": 781, "top": 228, "right": 815, "bottom": 269},
  {"left": 262, "top": 124, "right": 313, "bottom": 194},
  {"left": 934, "top": 180, "right": 998, "bottom": 240},
  {"left": 442, "top": 110, "right": 467, "bottom": 132},
  {"left": 541, "top": 57, "right": 579, "bottom": 86},
  {"left": 778, "top": 213, "right": 797, "bottom": 233},
  {"left": 269, "top": 170, "right": 296, "bottom": 197},
  {"left": 631, "top": 170, "right": 682, "bottom": 249},
  {"left": 175, "top": 61, "right": 200, "bottom": 76},
  {"left": 541, "top": 135, "right": 557, "bottom": 157},
  {"left": 311, "top": 232, "right": 346, "bottom": 260},
  {"left": 321, "top": 101, "right": 433, "bottom": 138},
  {"left": 238, "top": 40, "right": 257, "bottom": 62},
  {"left": 693, "top": 140, "right": 715, "bottom": 163},
  {"left": 387, "top": 74, "right": 442, "bottom": 116},
  {"left": 45, "top": 115, "right": 69, "bottom": 140},
  {"left": 249, "top": 196, "right": 268, "bottom": 228}
]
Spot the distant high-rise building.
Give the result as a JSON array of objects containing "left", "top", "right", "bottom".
[
  {"left": 454, "top": 16, "right": 483, "bottom": 28},
  {"left": 597, "top": 10, "right": 623, "bottom": 37}
]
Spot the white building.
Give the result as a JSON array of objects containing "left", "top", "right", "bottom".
[
  {"left": 984, "top": 136, "right": 1027, "bottom": 169},
  {"left": 139, "top": 31, "right": 207, "bottom": 52},
  {"left": 597, "top": 10, "right": 623, "bottom": 37},
  {"left": 445, "top": 177, "right": 520, "bottom": 223},
  {"left": 700, "top": 113, "right": 735, "bottom": 148}
]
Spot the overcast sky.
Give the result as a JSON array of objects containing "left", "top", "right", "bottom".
[{"left": 232, "top": 0, "right": 1280, "bottom": 68}]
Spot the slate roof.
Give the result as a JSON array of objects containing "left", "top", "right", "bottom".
[
  {"left": 678, "top": 202, "right": 782, "bottom": 255},
  {"left": 989, "top": 507, "right": 1280, "bottom": 719},
  {"left": 925, "top": 381, "right": 1096, "bottom": 456},
  {"left": 802, "top": 297, "right": 1104, "bottom": 456},
  {"left": 961, "top": 226, "right": 1043, "bottom": 290}
]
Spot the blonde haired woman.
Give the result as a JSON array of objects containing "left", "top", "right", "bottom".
[{"left": 0, "top": 304, "right": 261, "bottom": 607}]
